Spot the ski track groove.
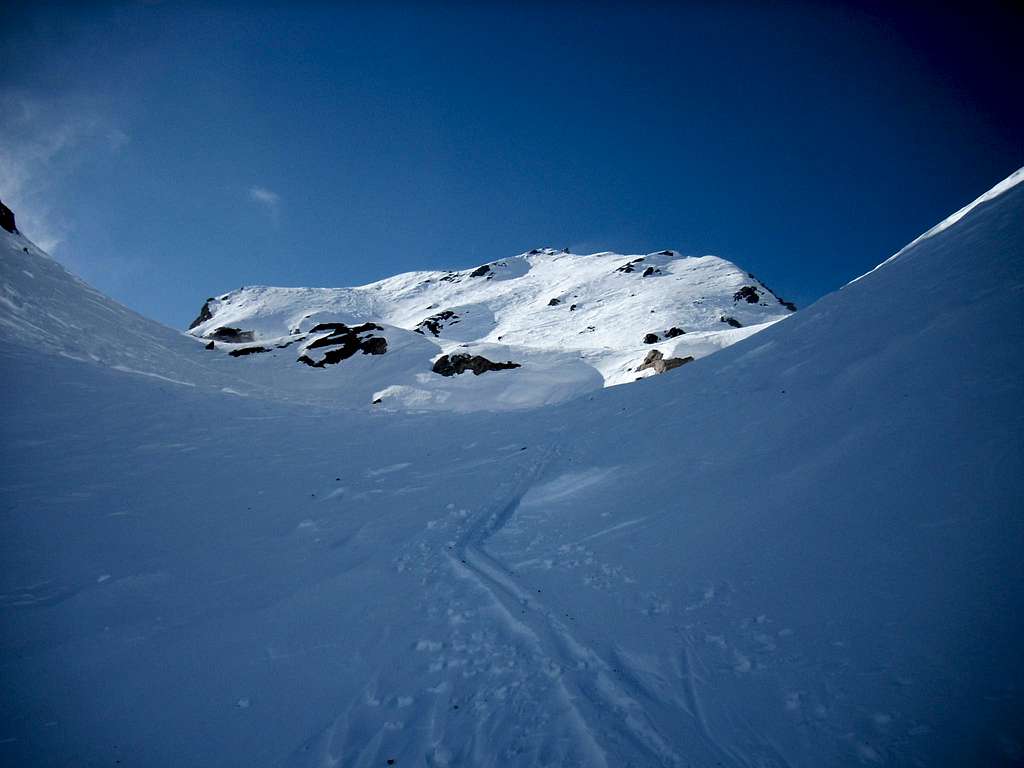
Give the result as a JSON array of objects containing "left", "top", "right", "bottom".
[{"left": 450, "top": 442, "right": 688, "bottom": 767}]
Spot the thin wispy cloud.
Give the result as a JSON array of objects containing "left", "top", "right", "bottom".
[
  {"left": 247, "top": 186, "right": 281, "bottom": 225},
  {"left": 0, "top": 90, "right": 129, "bottom": 253}
]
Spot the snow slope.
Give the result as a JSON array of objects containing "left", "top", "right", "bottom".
[
  {"left": 186, "top": 248, "right": 794, "bottom": 409},
  {"left": 1, "top": 168, "right": 1022, "bottom": 767},
  {"left": 0, "top": 231, "right": 238, "bottom": 391}
]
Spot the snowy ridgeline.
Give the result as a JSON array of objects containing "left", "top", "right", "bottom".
[
  {"left": 184, "top": 247, "right": 797, "bottom": 410},
  {"left": 0, "top": 169, "right": 1022, "bottom": 767},
  {"left": 0, "top": 232, "right": 797, "bottom": 410}
]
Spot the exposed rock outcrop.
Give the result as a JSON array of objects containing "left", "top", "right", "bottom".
[
  {"left": 188, "top": 299, "right": 215, "bottom": 330},
  {"left": 469, "top": 264, "right": 491, "bottom": 278},
  {"left": 636, "top": 349, "right": 694, "bottom": 374},
  {"left": 229, "top": 346, "right": 269, "bottom": 357},
  {"left": 547, "top": 298, "right": 561, "bottom": 306},
  {"left": 746, "top": 271, "right": 797, "bottom": 311},
  {"left": 643, "top": 333, "right": 659, "bottom": 344},
  {"left": 616, "top": 257, "right": 645, "bottom": 274},
  {"left": 206, "top": 326, "right": 255, "bottom": 343},
  {"left": 432, "top": 353, "right": 521, "bottom": 376},
  {"left": 297, "top": 323, "right": 387, "bottom": 368},
  {"left": 415, "top": 310, "right": 457, "bottom": 337},
  {"left": 733, "top": 286, "right": 761, "bottom": 304},
  {"left": 720, "top": 316, "right": 743, "bottom": 328},
  {"left": 664, "top": 327, "right": 685, "bottom": 338},
  {"left": 0, "top": 200, "right": 18, "bottom": 234}
]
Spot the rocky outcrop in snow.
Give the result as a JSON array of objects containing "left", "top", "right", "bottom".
[
  {"left": 635, "top": 348, "right": 694, "bottom": 374},
  {"left": 297, "top": 323, "right": 388, "bottom": 368},
  {"left": 432, "top": 353, "right": 521, "bottom": 376},
  {"left": 0, "top": 199, "right": 17, "bottom": 234}
]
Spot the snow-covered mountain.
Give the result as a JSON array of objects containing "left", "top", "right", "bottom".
[
  {"left": 185, "top": 248, "right": 795, "bottom": 409},
  {"left": 1, "top": 169, "right": 1022, "bottom": 768}
]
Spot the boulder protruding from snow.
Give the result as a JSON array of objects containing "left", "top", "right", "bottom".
[
  {"left": 636, "top": 349, "right": 694, "bottom": 374},
  {"left": 720, "top": 316, "right": 743, "bottom": 329},
  {"left": 432, "top": 353, "right": 521, "bottom": 377},
  {"left": 207, "top": 326, "right": 256, "bottom": 343},
  {"left": 229, "top": 346, "right": 269, "bottom": 357},
  {"left": 643, "top": 333, "right": 659, "bottom": 344}
]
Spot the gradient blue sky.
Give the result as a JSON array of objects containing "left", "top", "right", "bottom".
[{"left": 2, "top": 1, "right": 1021, "bottom": 327}]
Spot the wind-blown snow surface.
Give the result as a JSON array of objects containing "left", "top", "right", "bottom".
[{"left": 1, "top": 170, "right": 1023, "bottom": 767}]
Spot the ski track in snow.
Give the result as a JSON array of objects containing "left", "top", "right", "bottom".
[{"left": 441, "top": 443, "right": 699, "bottom": 767}]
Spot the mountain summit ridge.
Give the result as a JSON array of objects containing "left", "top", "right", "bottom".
[{"left": 186, "top": 247, "right": 796, "bottom": 409}]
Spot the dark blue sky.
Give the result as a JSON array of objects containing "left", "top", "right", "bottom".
[{"left": 2, "top": 1, "right": 1021, "bottom": 327}]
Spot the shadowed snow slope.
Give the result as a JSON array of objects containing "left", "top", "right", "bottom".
[{"left": 1, "top": 168, "right": 1022, "bottom": 767}]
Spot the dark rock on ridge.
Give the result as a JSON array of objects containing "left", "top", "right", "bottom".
[
  {"left": 664, "top": 327, "right": 686, "bottom": 338},
  {"left": 720, "top": 316, "right": 743, "bottom": 328},
  {"left": 643, "top": 333, "right": 659, "bottom": 344},
  {"left": 734, "top": 286, "right": 761, "bottom": 304},
  {"left": 432, "top": 353, "right": 521, "bottom": 376},
  {"left": 188, "top": 299, "right": 215, "bottom": 330},
  {"left": 615, "top": 258, "right": 645, "bottom": 274},
  {"left": 0, "top": 200, "right": 18, "bottom": 234},
  {"left": 746, "top": 271, "right": 798, "bottom": 312}
]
